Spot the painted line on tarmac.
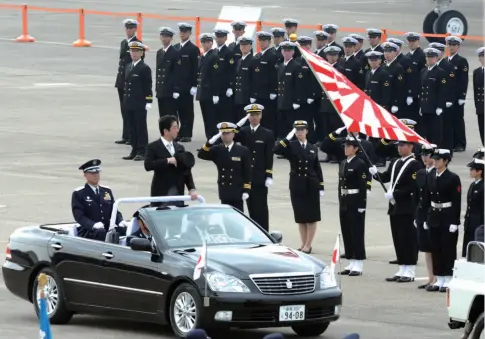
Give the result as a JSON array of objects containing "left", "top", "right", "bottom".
[
  {"left": 213, "top": 6, "right": 262, "bottom": 45},
  {"left": 0, "top": 38, "right": 118, "bottom": 50}
]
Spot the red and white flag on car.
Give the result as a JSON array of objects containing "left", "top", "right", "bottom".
[
  {"left": 298, "top": 47, "right": 429, "bottom": 145},
  {"left": 193, "top": 240, "right": 207, "bottom": 280},
  {"left": 330, "top": 235, "right": 340, "bottom": 275}
]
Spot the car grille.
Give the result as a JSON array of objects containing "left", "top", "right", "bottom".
[{"left": 249, "top": 272, "right": 316, "bottom": 295}]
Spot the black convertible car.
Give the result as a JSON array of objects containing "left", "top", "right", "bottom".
[{"left": 2, "top": 196, "right": 342, "bottom": 337}]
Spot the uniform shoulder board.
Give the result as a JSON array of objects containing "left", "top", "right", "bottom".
[
  {"left": 74, "top": 186, "right": 84, "bottom": 192},
  {"left": 100, "top": 185, "right": 111, "bottom": 190}
]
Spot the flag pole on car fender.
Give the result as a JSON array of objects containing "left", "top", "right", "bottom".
[
  {"left": 294, "top": 41, "right": 388, "bottom": 193},
  {"left": 203, "top": 238, "right": 209, "bottom": 307}
]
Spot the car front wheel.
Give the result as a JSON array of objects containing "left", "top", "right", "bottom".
[
  {"left": 471, "top": 313, "right": 484, "bottom": 339},
  {"left": 291, "top": 322, "right": 330, "bottom": 336},
  {"left": 169, "top": 283, "right": 203, "bottom": 337},
  {"left": 32, "top": 267, "right": 73, "bottom": 324}
]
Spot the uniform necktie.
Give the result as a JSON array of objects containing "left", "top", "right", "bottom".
[
  {"left": 301, "top": 143, "right": 305, "bottom": 149},
  {"left": 168, "top": 142, "right": 174, "bottom": 155},
  {"left": 226, "top": 147, "right": 230, "bottom": 152},
  {"left": 251, "top": 128, "right": 255, "bottom": 134},
  {"left": 95, "top": 187, "right": 99, "bottom": 196}
]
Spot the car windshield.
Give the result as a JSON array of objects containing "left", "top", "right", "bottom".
[{"left": 148, "top": 208, "right": 273, "bottom": 248}]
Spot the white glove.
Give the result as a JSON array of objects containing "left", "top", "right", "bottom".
[
  {"left": 173, "top": 92, "right": 180, "bottom": 99},
  {"left": 265, "top": 177, "right": 273, "bottom": 187},
  {"left": 226, "top": 88, "right": 233, "bottom": 97},
  {"left": 213, "top": 96, "right": 219, "bottom": 104},
  {"left": 367, "top": 190, "right": 371, "bottom": 196},
  {"left": 369, "top": 165, "right": 378, "bottom": 175},
  {"left": 270, "top": 93, "right": 277, "bottom": 100},
  {"left": 391, "top": 106, "right": 398, "bottom": 113},
  {"left": 319, "top": 190, "right": 325, "bottom": 197},
  {"left": 307, "top": 98, "right": 314, "bottom": 104},
  {"left": 208, "top": 132, "right": 222, "bottom": 144},
  {"left": 145, "top": 103, "right": 152, "bottom": 110},
  {"left": 250, "top": 98, "right": 256, "bottom": 103},
  {"left": 384, "top": 191, "right": 394, "bottom": 200},
  {"left": 358, "top": 208, "right": 365, "bottom": 213},
  {"left": 413, "top": 220, "right": 417, "bottom": 228},
  {"left": 118, "top": 220, "right": 130, "bottom": 227},
  {"left": 292, "top": 103, "right": 300, "bottom": 110},
  {"left": 423, "top": 222, "right": 429, "bottom": 230},
  {"left": 449, "top": 224, "right": 458, "bottom": 233},
  {"left": 406, "top": 97, "right": 413, "bottom": 106},
  {"left": 335, "top": 126, "right": 346, "bottom": 135},
  {"left": 286, "top": 128, "right": 296, "bottom": 140},
  {"left": 242, "top": 193, "right": 249, "bottom": 200},
  {"left": 190, "top": 87, "right": 197, "bottom": 96},
  {"left": 458, "top": 99, "right": 466, "bottom": 105},
  {"left": 93, "top": 222, "right": 104, "bottom": 230},
  {"left": 236, "top": 113, "right": 250, "bottom": 127},
  {"left": 445, "top": 102, "right": 452, "bottom": 108},
  {"left": 436, "top": 108, "right": 443, "bottom": 116}
]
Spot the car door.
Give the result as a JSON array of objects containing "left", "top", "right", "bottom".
[
  {"left": 89, "top": 241, "right": 169, "bottom": 317},
  {"left": 48, "top": 234, "right": 111, "bottom": 308}
]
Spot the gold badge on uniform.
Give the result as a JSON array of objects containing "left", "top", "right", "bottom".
[
  {"left": 412, "top": 172, "right": 417, "bottom": 179},
  {"left": 229, "top": 58, "right": 234, "bottom": 64},
  {"left": 398, "top": 75, "right": 403, "bottom": 81},
  {"left": 407, "top": 68, "right": 412, "bottom": 73},
  {"left": 362, "top": 174, "right": 366, "bottom": 179},
  {"left": 464, "top": 67, "right": 468, "bottom": 71},
  {"left": 178, "top": 60, "right": 182, "bottom": 65},
  {"left": 255, "top": 67, "right": 260, "bottom": 72},
  {"left": 104, "top": 192, "right": 111, "bottom": 200},
  {"left": 442, "top": 79, "right": 446, "bottom": 83},
  {"left": 298, "top": 73, "right": 303, "bottom": 78},
  {"left": 359, "top": 69, "right": 363, "bottom": 73},
  {"left": 384, "top": 81, "right": 390, "bottom": 86},
  {"left": 231, "top": 157, "right": 241, "bottom": 161},
  {"left": 214, "top": 64, "right": 218, "bottom": 69},
  {"left": 450, "top": 73, "right": 455, "bottom": 77},
  {"left": 275, "top": 64, "right": 278, "bottom": 69}
]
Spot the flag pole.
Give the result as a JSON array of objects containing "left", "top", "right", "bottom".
[
  {"left": 337, "top": 233, "right": 343, "bottom": 289},
  {"left": 296, "top": 43, "right": 388, "bottom": 192},
  {"left": 203, "top": 238, "right": 209, "bottom": 307}
]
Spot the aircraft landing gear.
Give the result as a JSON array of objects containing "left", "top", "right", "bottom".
[{"left": 423, "top": 0, "right": 468, "bottom": 44}]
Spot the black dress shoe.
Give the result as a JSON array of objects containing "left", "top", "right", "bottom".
[
  {"left": 439, "top": 287, "right": 447, "bottom": 293},
  {"left": 179, "top": 137, "right": 191, "bottom": 142},
  {"left": 348, "top": 271, "right": 362, "bottom": 276},
  {"left": 385, "top": 275, "right": 401, "bottom": 282},
  {"left": 417, "top": 283, "right": 430, "bottom": 289},
  {"left": 302, "top": 247, "right": 312, "bottom": 254},
  {"left": 133, "top": 154, "right": 145, "bottom": 161},
  {"left": 277, "top": 155, "right": 285, "bottom": 159},
  {"left": 122, "top": 154, "right": 135, "bottom": 160},
  {"left": 397, "top": 277, "right": 414, "bottom": 283},
  {"left": 115, "top": 139, "right": 127, "bottom": 144},
  {"left": 426, "top": 285, "right": 440, "bottom": 292},
  {"left": 339, "top": 270, "right": 350, "bottom": 275},
  {"left": 389, "top": 259, "right": 398, "bottom": 264},
  {"left": 340, "top": 254, "right": 347, "bottom": 259},
  {"left": 453, "top": 146, "right": 465, "bottom": 152},
  {"left": 125, "top": 140, "right": 131, "bottom": 145}
]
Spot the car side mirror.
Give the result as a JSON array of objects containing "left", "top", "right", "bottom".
[
  {"left": 270, "top": 231, "right": 283, "bottom": 243},
  {"left": 130, "top": 238, "right": 152, "bottom": 251}
]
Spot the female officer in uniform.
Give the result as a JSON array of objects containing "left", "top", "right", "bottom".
[
  {"left": 273, "top": 120, "right": 324, "bottom": 254},
  {"left": 462, "top": 158, "right": 484, "bottom": 257}
]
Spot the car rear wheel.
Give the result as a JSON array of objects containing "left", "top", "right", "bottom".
[
  {"left": 291, "top": 322, "right": 329, "bottom": 336},
  {"left": 32, "top": 267, "right": 73, "bottom": 324},
  {"left": 169, "top": 283, "right": 203, "bottom": 337},
  {"left": 471, "top": 312, "right": 484, "bottom": 339}
]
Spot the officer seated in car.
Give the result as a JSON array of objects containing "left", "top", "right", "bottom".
[{"left": 126, "top": 210, "right": 152, "bottom": 246}]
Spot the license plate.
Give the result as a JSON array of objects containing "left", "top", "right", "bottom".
[{"left": 279, "top": 305, "right": 305, "bottom": 321}]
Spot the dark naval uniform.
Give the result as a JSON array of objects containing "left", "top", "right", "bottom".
[
  {"left": 122, "top": 42, "right": 152, "bottom": 159},
  {"left": 448, "top": 52, "right": 469, "bottom": 150},
  {"left": 338, "top": 152, "right": 369, "bottom": 267},
  {"left": 423, "top": 158, "right": 461, "bottom": 291},
  {"left": 273, "top": 122, "right": 324, "bottom": 224},
  {"left": 414, "top": 166, "right": 435, "bottom": 253},
  {"left": 395, "top": 52, "right": 419, "bottom": 120},
  {"left": 277, "top": 58, "right": 303, "bottom": 139},
  {"left": 340, "top": 54, "right": 365, "bottom": 90},
  {"left": 384, "top": 60, "right": 407, "bottom": 118},
  {"left": 233, "top": 51, "right": 254, "bottom": 121},
  {"left": 473, "top": 65, "right": 484, "bottom": 144},
  {"left": 374, "top": 153, "right": 422, "bottom": 281},
  {"left": 235, "top": 114, "right": 275, "bottom": 230},
  {"left": 156, "top": 43, "right": 178, "bottom": 117},
  {"left": 462, "top": 160, "right": 484, "bottom": 257},
  {"left": 214, "top": 43, "right": 236, "bottom": 124},
  {"left": 197, "top": 125, "right": 252, "bottom": 212},
  {"left": 364, "top": 66, "right": 392, "bottom": 111},
  {"left": 115, "top": 34, "right": 142, "bottom": 143},
  {"left": 435, "top": 54, "right": 456, "bottom": 152}
]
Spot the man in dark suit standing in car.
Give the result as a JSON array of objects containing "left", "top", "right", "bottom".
[{"left": 144, "top": 115, "right": 198, "bottom": 206}]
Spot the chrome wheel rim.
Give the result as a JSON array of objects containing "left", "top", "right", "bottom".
[
  {"left": 173, "top": 292, "right": 197, "bottom": 333},
  {"left": 36, "top": 275, "right": 59, "bottom": 316},
  {"left": 446, "top": 18, "right": 465, "bottom": 35}
]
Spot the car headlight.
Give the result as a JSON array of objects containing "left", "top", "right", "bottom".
[
  {"left": 319, "top": 266, "right": 337, "bottom": 289},
  {"left": 204, "top": 272, "right": 250, "bottom": 293}
]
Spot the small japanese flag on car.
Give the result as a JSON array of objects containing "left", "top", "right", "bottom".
[
  {"left": 193, "top": 240, "right": 207, "bottom": 280},
  {"left": 330, "top": 235, "right": 340, "bottom": 275}
]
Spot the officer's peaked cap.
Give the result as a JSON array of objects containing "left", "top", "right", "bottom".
[
  {"left": 404, "top": 32, "right": 421, "bottom": 40},
  {"left": 387, "top": 37, "right": 405, "bottom": 46},
  {"left": 349, "top": 34, "right": 365, "bottom": 41},
  {"left": 79, "top": 159, "right": 101, "bottom": 173},
  {"left": 445, "top": 35, "right": 462, "bottom": 44},
  {"left": 218, "top": 122, "right": 238, "bottom": 133},
  {"left": 123, "top": 19, "right": 138, "bottom": 27},
  {"left": 429, "top": 42, "right": 446, "bottom": 51},
  {"left": 175, "top": 151, "right": 195, "bottom": 171},
  {"left": 476, "top": 47, "right": 485, "bottom": 56},
  {"left": 468, "top": 158, "right": 485, "bottom": 170},
  {"left": 432, "top": 148, "right": 452, "bottom": 160},
  {"left": 313, "top": 30, "right": 329, "bottom": 38},
  {"left": 366, "top": 28, "right": 382, "bottom": 36},
  {"left": 297, "top": 36, "right": 313, "bottom": 43},
  {"left": 424, "top": 48, "right": 440, "bottom": 57},
  {"left": 270, "top": 27, "right": 286, "bottom": 37},
  {"left": 381, "top": 42, "right": 399, "bottom": 51},
  {"left": 213, "top": 28, "right": 230, "bottom": 36},
  {"left": 279, "top": 41, "right": 296, "bottom": 48},
  {"left": 159, "top": 27, "right": 176, "bottom": 36},
  {"left": 237, "top": 36, "right": 254, "bottom": 44},
  {"left": 128, "top": 41, "right": 146, "bottom": 50},
  {"left": 322, "top": 24, "right": 339, "bottom": 33},
  {"left": 199, "top": 33, "right": 215, "bottom": 41},
  {"left": 473, "top": 147, "right": 485, "bottom": 158},
  {"left": 293, "top": 120, "right": 308, "bottom": 128},
  {"left": 256, "top": 31, "right": 272, "bottom": 39},
  {"left": 324, "top": 46, "right": 342, "bottom": 54},
  {"left": 283, "top": 18, "right": 299, "bottom": 25},
  {"left": 177, "top": 22, "right": 193, "bottom": 30},
  {"left": 342, "top": 37, "right": 358, "bottom": 45},
  {"left": 399, "top": 118, "right": 417, "bottom": 128},
  {"left": 231, "top": 20, "right": 247, "bottom": 27},
  {"left": 365, "top": 51, "right": 383, "bottom": 58},
  {"left": 244, "top": 104, "right": 264, "bottom": 113}
]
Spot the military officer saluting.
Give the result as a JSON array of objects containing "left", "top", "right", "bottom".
[
  {"left": 251, "top": 31, "right": 279, "bottom": 132},
  {"left": 122, "top": 41, "right": 152, "bottom": 161},
  {"left": 473, "top": 47, "right": 484, "bottom": 144},
  {"left": 235, "top": 104, "right": 275, "bottom": 230},
  {"left": 446, "top": 36, "right": 469, "bottom": 152},
  {"left": 115, "top": 19, "right": 142, "bottom": 145},
  {"left": 338, "top": 135, "right": 369, "bottom": 277},
  {"left": 156, "top": 27, "right": 178, "bottom": 118},
  {"left": 270, "top": 27, "right": 286, "bottom": 63},
  {"left": 419, "top": 48, "right": 447, "bottom": 146},
  {"left": 197, "top": 122, "right": 251, "bottom": 212},
  {"left": 382, "top": 42, "right": 406, "bottom": 118},
  {"left": 72, "top": 160, "right": 126, "bottom": 241},
  {"left": 323, "top": 24, "right": 344, "bottom": 58}
]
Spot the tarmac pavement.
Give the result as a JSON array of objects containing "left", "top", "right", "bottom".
[{"left": 0, "top": 0, "right": 483, "bottom": 338}]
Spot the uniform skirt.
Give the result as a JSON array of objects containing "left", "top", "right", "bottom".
[
  {"left": 417, "top": 221, "right": 431, "bottom": 252},
  {"left": 290, "top": 189, "right": 321, "bottom": 224}
]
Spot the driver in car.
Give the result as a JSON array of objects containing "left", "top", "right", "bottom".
[
  {"left": 180, "top": 214, "right": 228, "bottom": 244},
  {"left": 127, "top": 211, "right": 152, "bottom": 245}
]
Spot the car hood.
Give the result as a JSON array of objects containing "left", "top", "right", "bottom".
[{"left": 176, "top": 244, "right": 325, "bottom": 279}]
